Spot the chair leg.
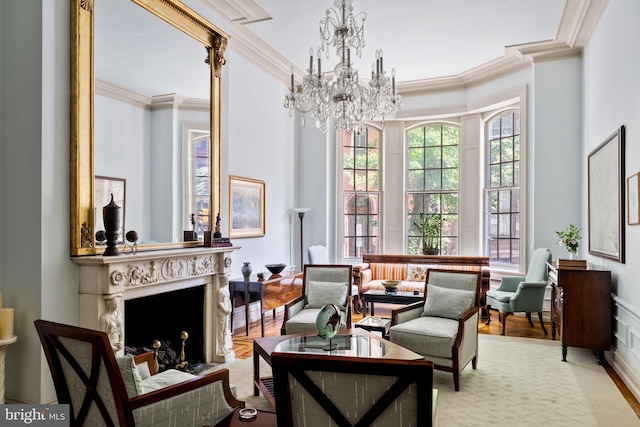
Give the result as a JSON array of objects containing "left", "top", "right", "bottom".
[
  {"left": 500, "top": 311, "right": 511, "bottom": 335},
  {"left": 472, "top": 355, "right": 478, "bottom": 369},
  {"left": 538, "top": 312, "right": 548, "bottom": 335},
  {"left": 484, "top": 305, "right": 492, "bottom": 325},
  {"left": 526, "top": 312, "right": 534, "bottom": 327},
  {"left": 453, "top": 373, "right": 460, "bottom": 392}
]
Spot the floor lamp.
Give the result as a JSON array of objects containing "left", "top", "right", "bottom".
[{"left": 293, "top": 208, "right": 310, "bottom": 271}]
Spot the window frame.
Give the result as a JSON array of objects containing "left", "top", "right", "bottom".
[
  {"left": 181, "top": 122, "right": 211, "bottom": 237},
  {"left": 483, "top": 109, "right": 523, "bottom": 270},
  {"left": 405, "top": 122, "right": 460, "bottom": 256}
]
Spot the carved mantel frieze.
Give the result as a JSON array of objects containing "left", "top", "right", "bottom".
[{"left": 110, "top": 253, "right": 217, "bottom": 289}]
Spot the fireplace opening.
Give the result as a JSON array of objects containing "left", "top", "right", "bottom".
[{"left": 124, "top": 286, "right": 205, "bottom": 364}]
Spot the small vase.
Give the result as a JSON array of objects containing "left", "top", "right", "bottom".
[
  {"left": 568, "top": 251, "right": 578, "bottom": 260},
  {"left": 241, "top": 262, "right": 252, "bottom": 281}
]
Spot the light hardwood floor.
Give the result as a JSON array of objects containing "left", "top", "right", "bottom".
[{"left": 230, "top": 304, "right": 640, "bottom": 418}]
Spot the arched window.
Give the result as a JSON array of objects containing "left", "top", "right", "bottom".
[
  {"left": 485, "top": 110, "right": 520, "bottom": 265},
  {"left": 406, "top": 124, "right": 459, "bottom": 255},
  {"left": 342, "top": 126, "right": 381, "bottom": 259}
]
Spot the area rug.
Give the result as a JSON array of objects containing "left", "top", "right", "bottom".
[{"left": 208, "top": 335, "right": 640, "bottom": 426}]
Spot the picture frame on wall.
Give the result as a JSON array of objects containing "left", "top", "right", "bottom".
[
  {"left": 229, "top": 175, "right": 265, "bottom": 238},
  {"left": 628, "top": 172, "right": 640, "bottom": 225},
  {"left": 95, "top": 176, "right": 126, "bottom": 243},
  {"left": 588, "top": 126, "right": 625, "bottom": 263}
]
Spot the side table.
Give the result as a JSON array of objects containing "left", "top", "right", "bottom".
[
  {"left": 0, "top": 336, "right": 18, "bottom": 404},
  {"left": 355, "top": 317, "right": 391, "bottom": 338}
]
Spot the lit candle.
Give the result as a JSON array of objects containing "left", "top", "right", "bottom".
[{"left": 0, "top": 308, "right": 14, "bottom": 340}]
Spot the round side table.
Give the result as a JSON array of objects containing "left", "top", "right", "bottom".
[{"left": 0, "top": 336, "right": 18, "bottom": 404}]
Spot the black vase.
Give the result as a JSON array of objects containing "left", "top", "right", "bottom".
[{"left": 103, "top": 193, "right": 121, "bottom": 256}]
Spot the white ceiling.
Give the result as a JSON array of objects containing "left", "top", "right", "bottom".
[
  {"left": 243, "top": 0, "right": 564, "bottom": 82},
  {"left": 95, "top": 0, "right": 606, "bottom": 99}
]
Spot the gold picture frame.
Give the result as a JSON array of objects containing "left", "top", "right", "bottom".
[{"left": 229, "top": 176, "right": 265, "bottom": 238}]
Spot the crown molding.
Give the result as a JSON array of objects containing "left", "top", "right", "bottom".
[
  {"left": 219, "top": 0, "right": 608, "bottom": 97},
  {"left": 200, "top": 0, "right": 271, "bottom": 24},
  {"left": 96, "top": 80, "right": 208, "bottom": 111}
]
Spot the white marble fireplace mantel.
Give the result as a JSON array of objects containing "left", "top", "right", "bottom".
[{"left": 72, "top": 246, "right": 239, "bottom": 363}]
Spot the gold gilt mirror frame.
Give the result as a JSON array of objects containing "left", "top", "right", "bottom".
[{"left": 71, "top": 0, "right": 228, "bottom": 256}]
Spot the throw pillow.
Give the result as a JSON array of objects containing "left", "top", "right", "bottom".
[
  {"left": 306, "top": 280, "right": 349, "bottom": 309},
  {"left": 406, "top": 264, "right": 432, "bottom": 282},
  {"left": 116, "top": 354, "right": 145, "bottom": 397},
  {"left": 422, "top": 284, "right": 475, "bottom": 319}
]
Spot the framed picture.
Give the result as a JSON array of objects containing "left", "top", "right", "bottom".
[
  {"left": 229, "top": 175, "right": 265, "bottom": 238},
  {"left": 629, "top": 172, "right": 640, "bottom": 225},
  {"left": 588, "top": 126, "right": 625, "bottom": 263},
  {"left": 95, "top": 176, "right": 126, "bottom": 240}
]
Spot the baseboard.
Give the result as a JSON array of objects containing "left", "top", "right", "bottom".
[{"left": 609, "top": 347, "right": 640, "bottom": 403}]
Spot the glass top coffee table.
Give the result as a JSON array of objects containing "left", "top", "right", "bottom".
[
  {"left": 252, "top": 328, "right": 422, "bottom": 407},
  {"left": 355, "top": 316, "right": 392, "bottom": 337}
]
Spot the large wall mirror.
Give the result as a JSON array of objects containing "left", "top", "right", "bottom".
[{"left": 71, "top": 0, "right": 228, "bottom": 256}]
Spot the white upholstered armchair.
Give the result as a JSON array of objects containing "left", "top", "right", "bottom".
[
  {"left": 281, "top": 264, "right": 352, "bottom": 335},
  {"left": 34, "top": 319, "right": 243, "bottom": 426},
  {"left": 389, "top": 269, "right": 481, "bottom": 391}
]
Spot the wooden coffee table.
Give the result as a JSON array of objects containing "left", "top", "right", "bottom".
[
  {"left": 361, "top": 289, "right": 424, "bottom": 316},
  {"left": 252, "top": 328, "right": 423, "bottom": 408}
]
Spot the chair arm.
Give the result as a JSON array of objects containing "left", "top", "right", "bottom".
[
  {"left": 130, "top": 368, "right": 243, "bottom": 410},
  {"left": 510, "top": 281, "right": 548, "bottom": 312},
  {"left": 496, "top": 275, "right": 525, "bottom": 292},
  {"left": 454, "top": 309, "right": 479, "bottom": 366},
  {"left": 281, "top": 295, "right": 305, "bottom": 334},
  {"left": 391, "top": 301, "right": 423, "bottom": 326}
]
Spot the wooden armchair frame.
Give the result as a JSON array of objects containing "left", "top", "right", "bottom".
[{"left": 34, "top": 319, "right": 243, "bottom": 426}]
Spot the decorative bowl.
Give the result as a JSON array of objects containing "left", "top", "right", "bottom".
[
  {"left": 381, "top": 280, "right": 401, "bottom": 292},
  {"left": 265, "top": 263, "right": 286, "bottom": 275}
]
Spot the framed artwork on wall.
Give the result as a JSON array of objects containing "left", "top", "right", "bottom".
[
  {"left": 229, "top": 175, "right": 265, "bottom": 238},
  {"left": 628, "top": 172, "right": 640, "bottom": 225},
  {"left": 95, "top": 176, "right": 126, "bottom": 241},
  {"left": 588, "top": 126, "right": 625, "bottom": 263}
]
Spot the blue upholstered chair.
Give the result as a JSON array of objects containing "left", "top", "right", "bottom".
[
  {"left": 281, "top": 264, "right": 352, "bottom": 335},
  {"left": 484, "top": 248, "right": 552, "bottom": 336},
  {"left": 389, "top": 269, "right": 481, "bottom": 391}
]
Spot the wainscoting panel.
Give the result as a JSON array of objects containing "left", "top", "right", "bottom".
[{"left": 611, "top": 295, "right": 640, "bottom": 402}]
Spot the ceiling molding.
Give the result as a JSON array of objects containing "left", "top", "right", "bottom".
[
  {"left": 220, "top": 0, "right": 608, "bottom": 98},
  {"left": 200, "top": 0, "right": 272, "bottom": 24},
  {"left": 96, "top": 80, "right": 151, "bottom": 108}
]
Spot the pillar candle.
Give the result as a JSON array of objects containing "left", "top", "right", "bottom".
[{"left": 0, "top": 308, "right": 13, "bottom": 340}]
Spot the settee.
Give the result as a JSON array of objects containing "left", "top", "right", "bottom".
[{"left": 353, "top": 254, "right": 490, "bottom": 310}]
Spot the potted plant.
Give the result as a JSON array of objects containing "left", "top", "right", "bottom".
[{"left": 412, "top": 212, "right": 444, "bottom": 255}]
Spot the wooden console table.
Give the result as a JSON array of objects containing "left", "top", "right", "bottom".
[
  {"left": 547, "top": 263, "right": 611, "bottom": 363},
  {"left": 229, "top": 270, "right": 302, "bottom": 337}
]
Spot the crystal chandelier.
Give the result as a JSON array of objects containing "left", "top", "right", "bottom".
[{"left": 284, "top": 0, "right": 402, "bottom": 134}]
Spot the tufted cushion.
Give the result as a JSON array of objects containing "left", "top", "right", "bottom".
[
  {"left": 422, "top": 284, "right": 475, "bottom": 319},
  {"left": 390, "top": 316, "right": 459, "bottom": 358},
  {"left": 306, "top": 281, "right": 348, "bottom": 309}
]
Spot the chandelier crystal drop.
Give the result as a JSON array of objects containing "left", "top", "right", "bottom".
[{"left": 284, "top": 0, "right": 402, "bottom": 134}]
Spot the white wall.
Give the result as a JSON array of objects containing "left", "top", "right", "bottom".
[
  {"left": 225, "top": 50, "right": 297, "bottom": 276},
  {"left": 583, "top": 0, "right": 640, "bottom": 400},
  {"left": 1, "top": 0, "right": 76, "bottom": 403}
]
